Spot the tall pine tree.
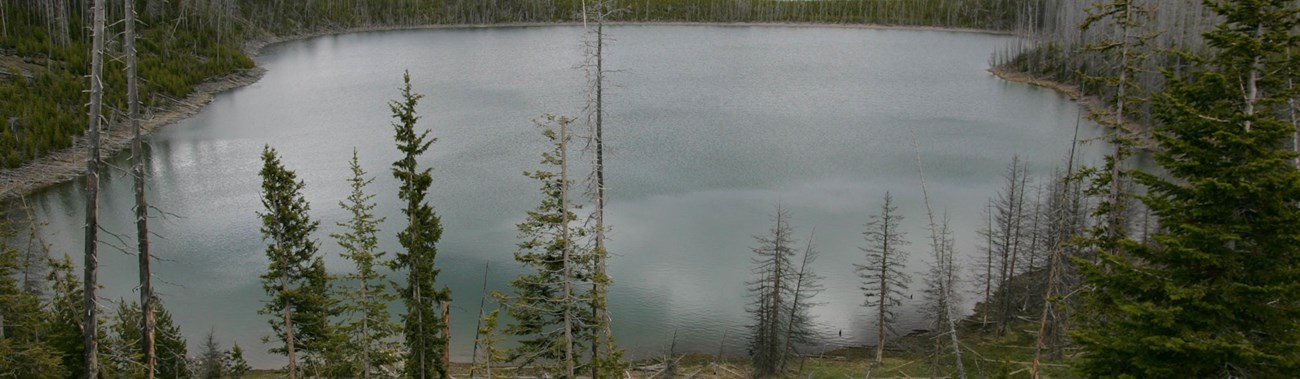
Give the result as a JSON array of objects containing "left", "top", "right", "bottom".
[
  {"left": 1075, "top": 0, "right": 1300, "bottom": 376},
  {"left": 389, "top": 71, "right": 451, "bottom": 379}
]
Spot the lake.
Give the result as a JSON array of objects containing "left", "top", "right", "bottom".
[{"left": 14, "top": 25, "right": 1105, "bottom": 368}]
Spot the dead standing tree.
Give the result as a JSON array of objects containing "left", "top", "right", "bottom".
[
  {"left": 909, "top": 131, "right": 966, "bottom": 379},
  {"left": 579, "top": 1, "right": 625, "bottom": 376},
  {"left": 855, "top": 192, "right": 911, "bottom": 366},
  {"left": 83, "top": 0, "right": 107, "bottom": 377},
  {"left": 123, "top": 1, "right": 157, "bottom": 376}
]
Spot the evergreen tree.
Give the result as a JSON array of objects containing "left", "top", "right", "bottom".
[
  {"left": 1075, "top": 0, "right": 1300, "bottom": 376},
  {"left": 332, "top": 150, "right": 401, "bottom": 379},
  {"left": 224, "top": 343, "right": 251, "bottom": 379},
  {"left": 197, "top": 329, "right": 224, "bottom": 379},
  {"left": 501, "top": 114, "right": 592, "bottom": 377},
  {"left": 855, "top": 192, "right": 911, "bottom": 365},
  {"left": 474, "top": 307, "right": 505, "bottom": 379},
  {"left": 105, "top": 301, "right": 146, "bottom": 379},
  {"left": 389, "top": 71, "right": 451, "bottom": 379},
  {"left": 105, "top": 299, "right": 189, "bottom": 379},
  {"left": 257, "top": 145, "right": 330, "bottom": 379},
  {"left": 0, "top": 220, "right": 63, "bottom": 379},
  {"left": 152, "top": 304, "right": 189, "bottom": 379},
  {"left": 46, "top": 255, "right": 89, "bottom": 379}
]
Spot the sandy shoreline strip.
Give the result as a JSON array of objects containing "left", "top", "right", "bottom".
[{"left": 0, "top": 21, "right": 1016, "bottom": 200}]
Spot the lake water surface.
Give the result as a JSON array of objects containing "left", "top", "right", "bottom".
[{"left": 18, "top": 25, "right": 1105, "bottom": 368}]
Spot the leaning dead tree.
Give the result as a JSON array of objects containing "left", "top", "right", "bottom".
[
  {"left": 83, "top": 0, "right": 107, "bottom": 377},
  {"left": 909, "top": 132, "right": 966, "bottom": 379},
  {"left": 124, "top": 0, "right": 157, "bottom": 377}
]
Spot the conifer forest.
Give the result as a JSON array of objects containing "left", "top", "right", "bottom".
[{"left": 1, "top": 0, "right": 1299, "bottom": 378}]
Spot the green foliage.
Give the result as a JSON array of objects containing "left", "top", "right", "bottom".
[
  {"left": 0, "top": 1, "right": 254, "bottom": 169},
  {"left": 257, "top": 145, "right": 334, "bottom": 374},
  {"left": 474, "top": 307, "right": 506, "bottom": 378},
  {"left": 1074, "top": 1, "right": 1300, "bottom": 377},
  {"left": 225, "top": 343, "right": 252, "bottom": 379},
  {"left": 45, "top": 255, "right": 89, "bottom": 379},
  {"left": 388, "top": 71, "right": 451, "bottom": 379},
  {"left": 106, "top": 299, "right": 191, "bottom": 379},
  {"left": 104, "top": 301, "right": 147, "bottom": 379},
  {"left": 500, "top": 114, "right": 598, "bottom": 377},
  {"left": 330, "top": 150, "right": 401, "bottom": 378},
  {"left": 0, "top": 219, "right": 63, "bottom": 379}
]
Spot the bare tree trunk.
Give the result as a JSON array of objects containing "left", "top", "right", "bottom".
[
  {"left": 282, "top": 270, "right": 297, "bottom": 379},
  {"left": 1032, "top": 99, "right": 1084, "bottom": 379},
  {"left": 415, "top": 282, "right": 425, "bottom": 379},
  {"left": 1288, "top": 48, "right": 1298, "bottom": 167},
  {"left": 560, "top": 116, "right": 575, "bottom": 379},
  {"left": 1030, "top": 243, "right": 1063, "bottom": 379},
  {"left": 783, "top": 231, "right": 814, "bottom": 364},
  {"left": 583, "top": 3, "right": 614, "bottom": 376},
  {"left": 908, "top": 133, "right": 965, "bottom": 379},
  {"left": 470, "top": 262, "right": 489, "bottom": 379},
  {"left": 125, "top": 0, "right": 156, "bottom": 376},
  {"left": 982, "top": 201, "right": 992, "bottom": 328},
  {"left": 875, "top": 228, "right": 887, "bottom": 365},
  {"left": 83, "top": 0, "right": 107, "bottom": 377},
  {"left": 769, "top": 210, "right": 784, "bottom": 373},
  {"left": 441, "top": 300, "right": 450, "bottom": 379},
  {"left": 362, "top": 279, "right": 371, "bottom": 379}
]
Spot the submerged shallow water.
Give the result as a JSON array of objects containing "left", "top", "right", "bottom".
[{"left": 18, "top": 25, "right": 1105, "bottom": 367}]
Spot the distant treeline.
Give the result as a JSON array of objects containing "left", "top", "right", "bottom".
[
  {"left": 0, "top": 0, "right": 1046, "bottom": 170},
  {"left": 991, "top": 0, "right": 1220, "bottom": 128}
]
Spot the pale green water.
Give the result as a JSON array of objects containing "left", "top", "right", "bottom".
[{"left": 17, "top": 25, "right": 1105, "bottom": 368}]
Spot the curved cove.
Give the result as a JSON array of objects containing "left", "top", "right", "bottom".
[{"left": 20, "top": 25, "right": 1106, "bottom": 367}]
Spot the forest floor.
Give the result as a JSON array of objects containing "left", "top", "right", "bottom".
[{"left": 238, "top": 317, "right": 1080, "bottom": 378}]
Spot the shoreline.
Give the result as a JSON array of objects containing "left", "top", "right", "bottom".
[
  {"left": 989, "top": 66, "right": 1156, "bottom": 150},
  {"left": 1, "top": 21, "right": 1013, "bottom": 200}
]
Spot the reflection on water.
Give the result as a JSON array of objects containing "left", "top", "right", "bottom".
[{"left": 14, "top": 25, "right": 1106, "bottom": 367}]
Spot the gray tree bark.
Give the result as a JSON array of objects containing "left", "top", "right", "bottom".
[
  {"left": 125, "top": 0, "right": 156, "bottom": 376},
  {"left": 83, "top": 0, "right": 107, "bottom": 377}
]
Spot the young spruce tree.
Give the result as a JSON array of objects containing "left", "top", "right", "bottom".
[
  {"left": 1074, "top": 0, "right": 1300, "bottom": 376},
  {"left": 389, "top": 71, "right": 451, "bottom": 379},
  {"left": 257, "top": 146, "right": 331, "bottom": 379},
  {"left": 332, "top": 150, "right": 401, "bottom": 379}
]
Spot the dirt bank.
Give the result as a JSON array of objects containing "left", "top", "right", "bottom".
[{"left": 989, "top": 66, "right": 1156, "bottom": 150}]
